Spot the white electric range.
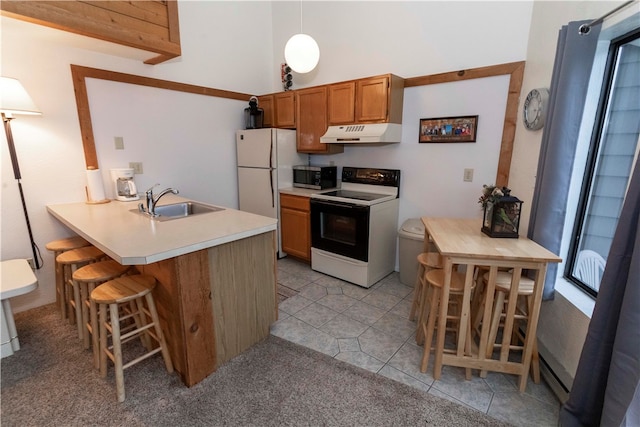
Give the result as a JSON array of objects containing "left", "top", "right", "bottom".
[{"left": 310, "top": 167, "right": 400, "bottom": 288}]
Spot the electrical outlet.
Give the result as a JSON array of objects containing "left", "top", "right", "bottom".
[
  {"left": 463, "top": 168, "right": 474, "bottom": 182},
  {"left": 26, "top": 258, "right": 35, "bottom": 269},
  {"left": 129, "top": 162, "right": 143, "bottom": 174},
  {"left": 114, "top": 136, "right": 124, "bottom": 150}
]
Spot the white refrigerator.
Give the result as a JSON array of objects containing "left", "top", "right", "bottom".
[{"left": 236, "top": 128, "right": 306, "bottom": 257}]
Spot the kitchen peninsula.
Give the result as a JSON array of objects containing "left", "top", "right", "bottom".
[{"left": 47, "top": 194, "right": 277, "bottom": 386}]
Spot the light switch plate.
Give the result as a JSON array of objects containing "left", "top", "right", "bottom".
[
  {"left": 114, "top": 136, "right": 124, "bottom": 150},
  {"left": 463, "top": 168, "right": 474, "bottom": 182}
]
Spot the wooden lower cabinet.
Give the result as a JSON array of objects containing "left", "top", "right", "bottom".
[{"left": 280, "top": 193, "right": 311, "bottom": 262}]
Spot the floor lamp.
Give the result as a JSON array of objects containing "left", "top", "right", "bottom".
[{"left": 1, "top": 77, "right": 43, "bottom": 269}]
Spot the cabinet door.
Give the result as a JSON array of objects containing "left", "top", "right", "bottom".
[
  {"left": 274, "top": 92, "right": 296, "bottom": 128},
  {"left": 296, "top": 86, "right": 329, "bottom": 153},
  {"left": 328, "top": 81, "right": 355, "bottom": 125},
  {"left": 280, "top": 207, "right": 310, "bottom": 261},
  {"left": 355, "top": 76, "right": 389, "bottom": 123},
  {"left": 259, "top": 95, "right": 274, "bottom": 128}
]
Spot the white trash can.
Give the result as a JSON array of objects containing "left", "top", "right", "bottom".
[{"left": 398, "top": 218, "right": 425, "bottom": 286}]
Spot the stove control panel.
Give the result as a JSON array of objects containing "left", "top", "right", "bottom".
[{"left": 342, "top": 167, "right": 401, "bottom": 188}]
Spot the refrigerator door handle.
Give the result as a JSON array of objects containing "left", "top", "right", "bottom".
[
  {"left": 269, "top": 138, "right": 274, "bottom": 170},
  {"left": 270, "top": 170, "right": 275, "bottom": 208},
  {"left": 269, "top": 134, "right": 274, "bottom": 207}
]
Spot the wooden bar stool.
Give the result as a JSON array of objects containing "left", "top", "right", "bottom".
[
  {"left": 481, "top": 270, "right": 540, "bottom": 383},
  {"left": 409, "top": 252, "right": 443, "bottom": 323},
  {"left": 56, "top": 246, "right": 105, "bottom": 336},
  {"left": 72, "top": 260, "right": 130, "bottom": 369},
  {"left": 91, "top": 274, "right": 173, "bottom": 402},
  {"left": 419, "top": 268, "right": 475, "bottom": 379},
  {"left": 45, "top": 236, "right": 90, "bottom": 319}
]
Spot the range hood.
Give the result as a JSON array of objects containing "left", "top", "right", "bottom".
[{"left": 320, "top": 123, "right": 402, "bottom": 144}]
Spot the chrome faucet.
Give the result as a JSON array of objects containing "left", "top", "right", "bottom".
[{"left": 139, "top": 184, "right": 179, "bottom": 217}]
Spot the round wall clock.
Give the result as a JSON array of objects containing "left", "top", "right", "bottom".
[{"left": 523, "top": 88, "right": 549, "bottom": 131}]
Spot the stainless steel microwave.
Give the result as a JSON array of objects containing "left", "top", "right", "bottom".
[{"left": 293, "top": 165, "right": 337, "bottom": 190}]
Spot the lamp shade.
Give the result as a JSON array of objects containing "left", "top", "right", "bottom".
[
  {"left": 284, "top": 34, "right": 320, "bottom": 74},
  {"left": 0, "top": 77, "right": 41, "bottom": 116}
]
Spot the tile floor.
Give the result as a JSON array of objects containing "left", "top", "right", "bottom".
[{"left": 270, "top": 257, "right": 561, "bottom": 427}]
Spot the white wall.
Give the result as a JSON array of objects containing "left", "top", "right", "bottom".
[
  {"left": 2, "top": 1, "right": 533, "bottom": 315},
  {"left": 271, "top": 1, "right": 533, "bottom": 88},
  {"left": 87, "top": 79, "right": 244, "bottom": 207}
]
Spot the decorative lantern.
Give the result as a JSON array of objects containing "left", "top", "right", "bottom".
[
  {"left": 244, "top": 96, "right": 263, "bottom": 129},
  {"left": 481, "top": 188, "right": 523, "bottom": 238}
]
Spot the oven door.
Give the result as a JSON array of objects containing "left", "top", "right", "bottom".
[{"left": 310, "top": 199, "right": 370, "bottom": 262}]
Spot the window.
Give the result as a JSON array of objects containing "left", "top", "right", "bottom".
[{"left": 566, "top": 29, "right": 640, "bottom": 297}]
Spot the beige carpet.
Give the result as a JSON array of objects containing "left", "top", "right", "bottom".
[{"left": 1, "top": 303, "right": 512, "bottom": 426}]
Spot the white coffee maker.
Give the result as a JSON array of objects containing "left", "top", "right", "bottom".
[{"left": 110, "top": 168, "right": 139, "bottom": 201}]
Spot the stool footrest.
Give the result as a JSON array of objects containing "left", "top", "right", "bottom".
[{"left": 122, "top": 348, "right": 163, "bottom": 371}]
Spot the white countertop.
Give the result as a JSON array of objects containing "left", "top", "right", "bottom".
[
  {"left": 1, "top": 259, "right": 38, "bottom": 299},
  {"left": 47, "top": 195, "right": 277, "bottom": 265}
]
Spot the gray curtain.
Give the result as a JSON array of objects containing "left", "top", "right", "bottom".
[
  {"left": 560, "top": 159, "right": 640, "bottom": 426},
  {"left": 527, "top": 20, "right": 600, "bottom": 300}
]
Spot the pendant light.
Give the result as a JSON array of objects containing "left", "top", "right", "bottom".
[{"left": 284, "top": 1, "right": 319, "bottom": 73}]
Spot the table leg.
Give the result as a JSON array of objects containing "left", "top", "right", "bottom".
[
  {"left": 457, "top": 266, "right": 476, "bottom": 379},
  {"left": 478, "top": 266, "right": 498, "bottom": 378},
  {"left": 518, "top": 264, "right": 547, "bottom": 392}
]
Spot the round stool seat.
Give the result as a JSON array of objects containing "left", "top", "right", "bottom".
[
  {"left": 484, "top": 271, "right": 535, "bottom": 294},
  {"left": 45, "top": 236, "right": 90, "bottom": 252},
  {"left": 425, "top": 269, "right": 466, "bottom": 292},
  {"left": 417, "top": 252, "right": 443, "bottom": 269},
  {"left": 73, "top": 260, "right": 129, "bottom": 283},
  {"left": 91, "top": 274, "right": 157, "bottom": 304},
  {"left": 57, "top": 246, "right": 104, "bottom": 265}
]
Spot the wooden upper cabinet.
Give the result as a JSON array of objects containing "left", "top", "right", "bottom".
[
  {"left": 296, "top": 86, "right": 342, "bottom": 154},
  {"left": 258, "top": 92, "right": 295, "bottom": 129},
  {"left": 274, "top": 92, "right": 296, "bottom": 128},
  {"left": 0, "top": 1, "right": 181, "bottom": 65},
  {"left": 328, "top": 82, "right": 356, "bottom": 125},
  {"left": 259, "top": 95, "right": 274, "bottom": 128},
  {"left": 296, "top": 86, "right": 327, "bottom": 153},
  {"left": 355, "top": 74, "right": 405, "bottom": 124}
]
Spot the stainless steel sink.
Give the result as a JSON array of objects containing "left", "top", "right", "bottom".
[{"left": 131, "top": 201, "right": 224, "bottom": 221}]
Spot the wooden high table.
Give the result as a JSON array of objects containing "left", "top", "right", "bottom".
[{"left": 421, "top": 217, "right": 561, "bottom": 391}]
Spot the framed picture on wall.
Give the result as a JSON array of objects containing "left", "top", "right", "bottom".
[{"left": 419, "top": 115, "right": 478, "bottom": 143}]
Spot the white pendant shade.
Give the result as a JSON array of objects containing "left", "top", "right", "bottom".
[
  {"left": 284, "top": 34, "right": 320, "bottom": 74},
  {"left": 0, "top": 77, "right": 41, "bottom": 116}
]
